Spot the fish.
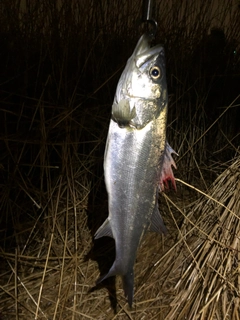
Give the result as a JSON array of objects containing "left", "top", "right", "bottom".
[{"left": 94, "top": 32, "right": 177, "bottom": 307}]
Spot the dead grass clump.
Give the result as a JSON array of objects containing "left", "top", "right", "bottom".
[{"left": 158, "top": 156, "right": 240, "bottom": 320}]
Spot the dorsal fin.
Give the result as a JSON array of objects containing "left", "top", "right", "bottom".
[
  {"left": 159, "top": 142, "right": 177, "bottom": 191},
  {"left": 150, "top": 203, "right": 167, "bottom": 234}
]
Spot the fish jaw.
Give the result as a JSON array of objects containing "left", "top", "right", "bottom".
[{"left": 112, "top": 34, "right": 168, "bottom": 130}]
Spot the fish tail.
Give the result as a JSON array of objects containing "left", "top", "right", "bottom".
[
  {"left": 122, "top": 269, "right": 134, "bottom": 308},
  {"left": 96, "top": 261, "right": 134, "bottom": 307},
  {"left": 96, "top": 261, "right": 119, "bottom": 285}
]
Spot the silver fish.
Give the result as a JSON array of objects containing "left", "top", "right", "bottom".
[{"left": 95, "top": 33, "right": 176, "bottom": 307}]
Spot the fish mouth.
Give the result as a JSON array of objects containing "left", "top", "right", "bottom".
[
  {"left": 115, "top": 33, "right": 164, "bottom": 102},
  {"left": 132, "top": 33, "right": 153, "bottom": 56},
  {"left": 113, "top": 33, "right": 166, "bottom": 128},
  {"left": 133, "top": 33, "right": 163, "bottom": 68}
]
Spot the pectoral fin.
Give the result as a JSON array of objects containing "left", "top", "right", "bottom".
[{"left": 112, "top": 100, "right": 136, "bottom": 127}]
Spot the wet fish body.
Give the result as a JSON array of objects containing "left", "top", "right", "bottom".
[{"left": 95, "top": 33, "right": 176, "bottom": 306}]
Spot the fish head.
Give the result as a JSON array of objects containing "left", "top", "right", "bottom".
[{"left": 112, "top": 33, "right": 168, "bottom": 129}]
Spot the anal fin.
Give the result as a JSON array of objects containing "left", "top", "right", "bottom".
[{"left": 94, "top": 218, "right": 113, "bottom": 239}]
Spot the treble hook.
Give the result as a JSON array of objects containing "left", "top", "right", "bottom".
[{"left": 142, "top": 0, "right": 157, "bottom": 38}]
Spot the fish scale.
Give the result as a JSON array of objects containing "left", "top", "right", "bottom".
[{"left": 95, "top": 33, "right": 177, "bottom": 307}]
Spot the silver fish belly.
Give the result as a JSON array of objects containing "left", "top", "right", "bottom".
[{"left": 95, "top": 33, "right": 176, "bottom": 307}]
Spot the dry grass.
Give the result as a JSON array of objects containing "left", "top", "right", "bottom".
[
  {"left": 155, "top": 157, "right": 240, "bottom": 320},
  {"left": 0, "top": 145, "right": 179, "bottom": 320},
  {"left": 2, "top": 152, "right": 240, "bottom": 319},
  {"left": 0, "top": 0, "right": 240, "bottom": 319}
]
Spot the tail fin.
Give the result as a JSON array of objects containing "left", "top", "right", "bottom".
[
  {"left": 96, "top": 262, "right": 134, "bottom": 307},
  {"left": 96, "top": 260, "right": 119, "bottom": 286},
  {"left": 122, "top": 269, "right": 134, "bottom": 308}
]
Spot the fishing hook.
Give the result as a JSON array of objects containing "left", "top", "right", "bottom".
[{"left": 142, "top": 0, "right": 157, "bottom": 38}]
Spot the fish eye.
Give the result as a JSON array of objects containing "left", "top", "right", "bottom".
[{"left": 150, "top": 66, "right": 161, "bottom": 79}]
